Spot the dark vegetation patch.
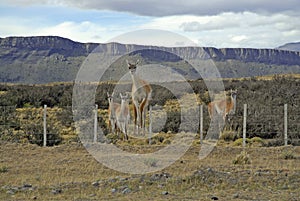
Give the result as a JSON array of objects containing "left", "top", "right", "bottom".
[{"left": 0, "top": 75, "right": 299, "bottom": 145}]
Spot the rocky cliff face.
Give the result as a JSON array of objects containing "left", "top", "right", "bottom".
[
  {"left": 0, "top": 36, "right": 99, "bottom": 57},
  {"left": 204, "top": 47, "right": 300, "bottom": 65},
  {"left": 1, "top": 36, "right": 299, "bottom": 64},
  {"left": 0, "top": 36, "right": 299, "bottom": 83}
]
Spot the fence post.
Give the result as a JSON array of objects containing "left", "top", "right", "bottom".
[
  {"left": 199, "top": 104, "right": 203, "bottom": 145},
  {"left": 43, "top": 104, "right": 47, "bottom": 147},
  {"left": 149, "top": 105, "right": 152, "bottom": 145},
  {"left": 243, "top": 104, "right": 247, "bottom": 148},
  {"left": 284, "top": 104, "right": 288, "bottom": 146},
  {"left": 94, "top": 104, "right": 98, "bottom": 143}
]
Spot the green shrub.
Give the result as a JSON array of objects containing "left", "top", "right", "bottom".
[
  {"left": 146, "top": 134, "right": 167, "bottom": 145},
  {"left": 220, "top": 130, "right": 238, "bottom": 141},
  {"left": 233, "top": 151, "right": 251, "bottom": 165},
  {"left": 250, "top": 137, "right": 264, "bottom": 146},
  {"left": 233, "top": 138, "right": 251, "bottom": 146},
  {"left": 251, "top": 136, "right": 263, "bottom": 143},
  {"left": 0, "top": 166, "right": 8, "bottom": 173},
  {"left": 106, "top": 133, "right": 119, "bottom": 144},
  {"left": 154, "top": 135, "right": 164, "bottom": 143}
]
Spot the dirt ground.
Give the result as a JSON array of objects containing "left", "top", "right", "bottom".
[{"left": 0, "top": 141, "right": 299, "bottom": 201}]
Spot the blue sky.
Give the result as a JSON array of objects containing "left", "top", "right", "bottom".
[{"left": 0, "top": 0, "right": 299, "bottom": 48}]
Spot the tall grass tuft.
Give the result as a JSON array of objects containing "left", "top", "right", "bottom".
[{"left": 233, "top": 151, "right": 251, "bottom": 165}]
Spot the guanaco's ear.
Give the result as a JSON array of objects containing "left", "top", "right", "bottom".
[
  {"left": 126, "top": 59, "right": 129, "bottom": 66},
  {"left": 136, "top": 59, "right": 139, "bottom": 65},
  {"left": 125, "top": 92, "right": 130, "bottom": 98},
  {"left": 107, "top": 92, "right": 114, "bottom": 97}
]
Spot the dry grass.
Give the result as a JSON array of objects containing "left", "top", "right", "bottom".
[
  {"left": 0, "top": 91, "right": 7, "bottom": 96},
  {"left": 255, "top": 73, "right": 300, "bottom": 80},
  {"left": 0, "top": 141, "right": 299, "bottom": 200},
  {"left": 222, "top": 73, "right": 300, "bottom": 81}
]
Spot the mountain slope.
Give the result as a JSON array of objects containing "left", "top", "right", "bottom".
[
  {"left": 278, "top": 42, "right": 300, "bottom": 52},
  {"left": 0, "top": 36, "right": 300, "bottom": 83}
]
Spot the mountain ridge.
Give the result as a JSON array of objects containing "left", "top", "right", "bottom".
[
  {"left": 277, "top": 42, "right": 300, "bottom": 52},
  {"left": 0, "top": 36, "right": 299, "bottom": 83}
]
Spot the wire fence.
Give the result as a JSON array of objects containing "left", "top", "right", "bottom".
[{"left": 0, "top": 103, "right": 299, "bottom": 146}]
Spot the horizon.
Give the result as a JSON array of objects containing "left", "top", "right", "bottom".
[
  {"left": 0, "top": 1, "right": 299, "bottom": 49},
  {"left": 0, "top": 35, "right": 299, "bottom": 50}
]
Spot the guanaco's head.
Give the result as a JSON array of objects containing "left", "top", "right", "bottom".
[
  {"left": 230, "top": 89, "right": 237, "bottom": 99},
  {"left": 107, "top": 92, "right": 114, "bottom": 103},
  {"left": 126, "top": 59, "right": 139, "bottom": 74},
  {"left": 120, "top": 92, "right": 129, "bottom": 102}
]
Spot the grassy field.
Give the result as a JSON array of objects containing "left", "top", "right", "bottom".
[
  {"left": 0, "top": 140, "right": 299, "bottom": 201},
  {"left": 0, "top": 74, "right": 299, "bottom": 200}
]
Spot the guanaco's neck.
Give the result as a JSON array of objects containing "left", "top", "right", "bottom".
[
  {"left": 120, "top": 99, "right": 127, "bottom": 112},
  {"left": 231, "top": 94, "right": 236, "bottom": 113},
  {"left": 130, "top": 73, "right": 142, "bottom": 90}
]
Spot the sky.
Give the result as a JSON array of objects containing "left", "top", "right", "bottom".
[{"left": 0, "top": 0, "right": 299, "bottom": 48}]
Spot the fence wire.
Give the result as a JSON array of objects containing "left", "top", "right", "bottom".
[{"left": 0, "top": 104, "right": 299, "bottom": 146}]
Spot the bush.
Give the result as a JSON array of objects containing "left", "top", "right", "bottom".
[
  {"left": 105, "top": 133, "right": 119, "bottom": 144},
  {"left": 163, "top": 139, "right": 171, "bottom": 145},
  {"left": 162, "top": 110, "right": 181, "bottom": 133},
  {"left": 146, "top": 133, "right": 169, "bottom": 145},
  {"left": 250, "top": 137, "right": 264, "bottom": 146},
  {"left": 0, "top": 166, "right": 8, "bottom": 173},
  {"left": 154, "top": 135, "right": 165, "bottom": 143},
  {"left": 220, "top": 130, "right": 238, "bottom": 141},
  {"left": 233, "top": 151, "right": 251, "bottom": 165},
  {"left": 264, "top": 139, "right": 284, "bottom": 147},
  {"left": 232, "top": 137, "right": 264, "bottom": 147},
  {"left": 251, "top": 136, "right": 263, "bottom": 143},
  {"left": 233, "top": 138, "right": 251, "bottom": 146}
]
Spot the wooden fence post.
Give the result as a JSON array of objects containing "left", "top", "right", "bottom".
[
  {"left": 43, "top": 104, "right": 47, "bottom": 147},
  {"left": 284, "top": 104, "right": 288, "bottom": 146},
  {"left": 149, "top": 105, "right": 152, "bottom": 145},
  {"left": 243, "top": 104, "right": 247, "bottom": 148},
  {"left": 199, "top": 104, "right": 203, "bottom": 145},
  {"left": 94, "top": 104, "right": 98, "bottom": 143}
]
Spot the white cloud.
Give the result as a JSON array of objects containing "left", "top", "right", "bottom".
[
  {"left": 0, "top": 17, "right": 114, "bottom": 43},
  {"left": 178, "top": 13, "right": 241, "bottom": 32},
  {"left": 36, "top": 21, "right": 107, "bottom": 43},
  {"left": 137, "top": 12, "right": 300, "bottom": 48},
  {"left": 107, "top": 29, "right": 197, "bottom": 47},
  {"left": 0, "top": 2, "right": 299, "bottom": 48},
  {"left": 231, "top": 35, "right": 248, "bottom": 43}
]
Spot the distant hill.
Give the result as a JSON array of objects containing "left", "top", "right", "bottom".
[
  {"left": 278, "top": 42, "right": 300, "bottom": 52},
  {"left": 0, "top": 36, "right": 300, "bottom": 84}
]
